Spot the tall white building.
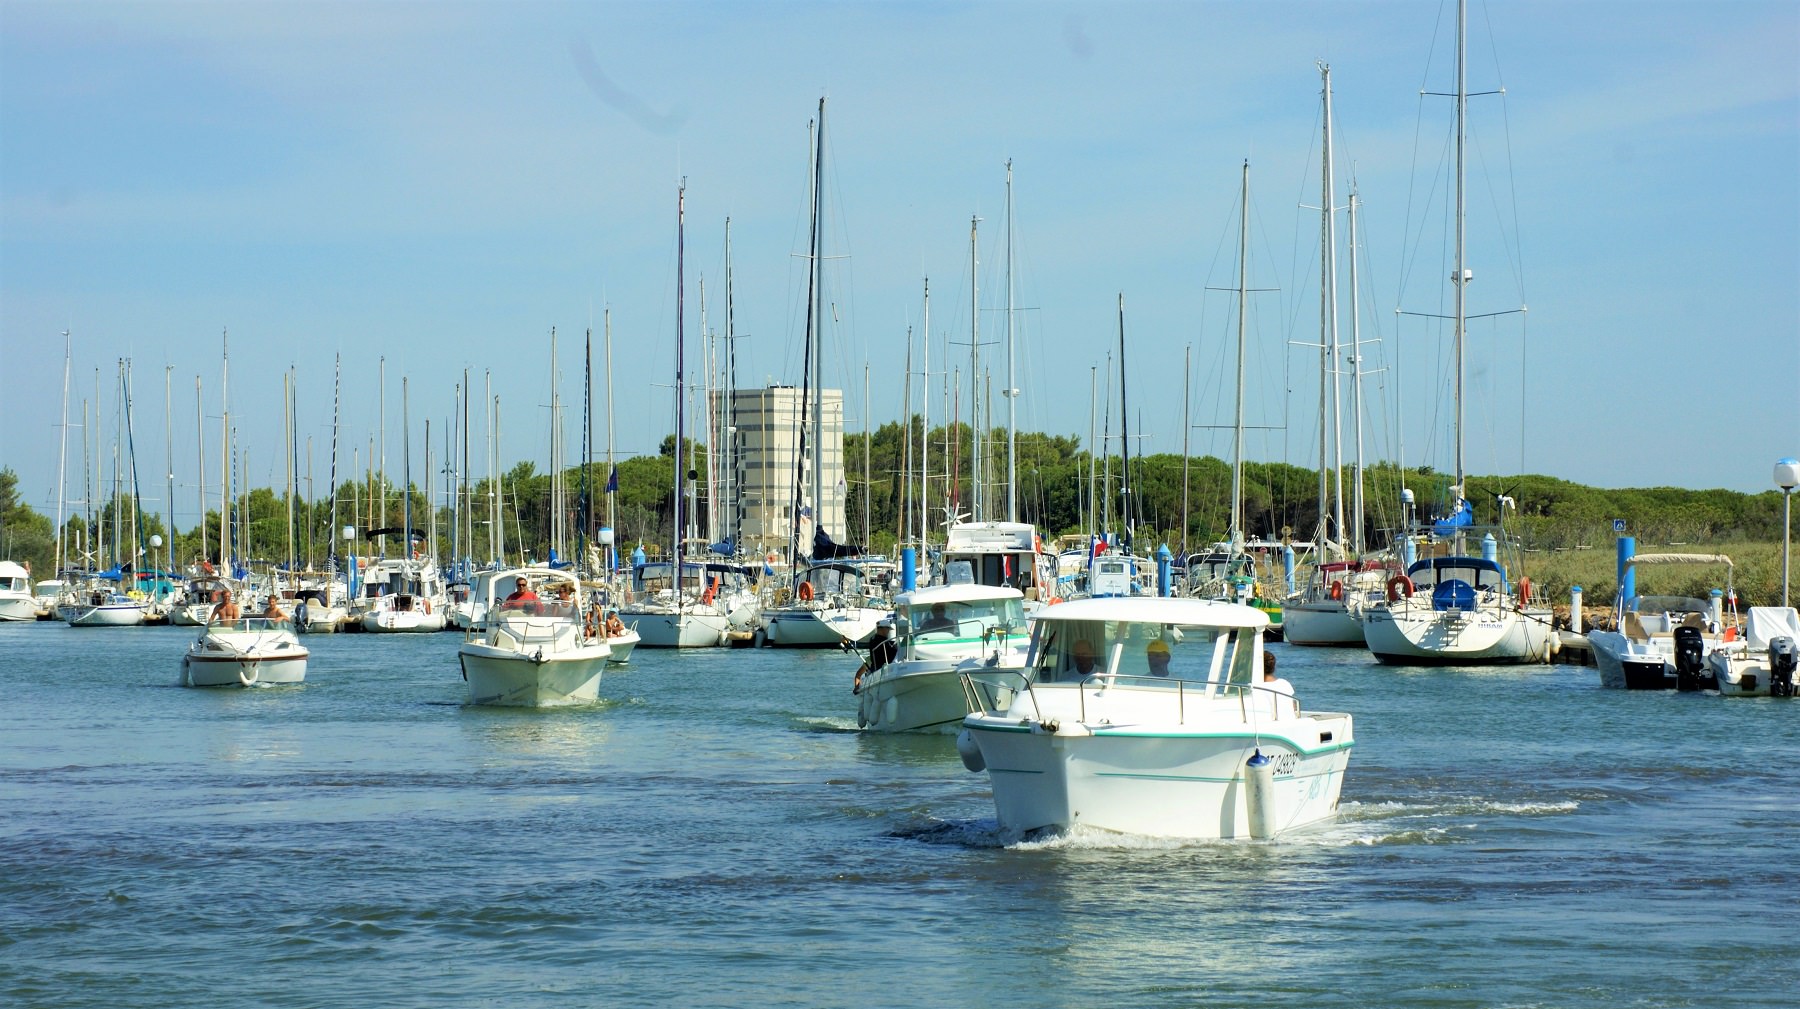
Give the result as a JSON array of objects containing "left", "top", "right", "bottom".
[{"left": 716, "top": 385, "right": 845, "bottom": 556}]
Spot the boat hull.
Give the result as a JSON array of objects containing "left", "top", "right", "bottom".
[
  {"left": 361, "top": 609, "right": 447, "bottom": 633},
  {"left": 62, "top": 602, "right": 149, "bottom": 627},
  {"left": 0, "top": 595, "right": 38, "bottom": 622},
  {"left": 857, "top": 661, "right": 1011, "bottom": 734},
  {"left": 601, "top": 628, "right": 639, "bottom": 662},
  {"left": 1361, "top": 601, "right": 1554, "bottom": 665},
  {"left": 181, "top": 626, "right": 310, "bottom": 687},
  {"left": 964, "top": 710, "right": 1353, "bottom": 839},
  {"left": 763, "top": 605, "right": 886, "bottom": 648},
  {"left": 458, "top": 645, "right": 608, "bottom": 706},
  {"left": 1280, "top": 599, "right": 1366, "bottom": 647},
  {"left": 623, "top": 609, "right": 731, "bottom": 648}
]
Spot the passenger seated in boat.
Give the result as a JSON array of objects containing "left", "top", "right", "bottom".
[
  {"left": 853, "top": 619, "right": 899, "bottom": 693},
  {"left": 500, "top": 581, "right": 540, "bottom": 614},
  {"left": 1069, "top": 638, "right": 1099, "bottom": 678},
  {"left": 209, "top": 590, "right": 241, "bottom": 625},
  {"left": 604, "top": 610, "right": 626, "bottom": 637},
  {"left": 262, "top": 595, "right": 287, "bottom": 621},
  {"left": 1146, "top": 638, "right": 1172, "bottom": 677},
  {"left": 916, "top": 603, "right": 955, "bottom": 634}
]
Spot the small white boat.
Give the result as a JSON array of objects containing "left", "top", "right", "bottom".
[
  {"left": 1281, "top": 560, "right": 1394, "bottom": 647},
  {"left": 0, "top": 561, "right": 37, "bottom": 622},
  {"left": 1705, "top": 606, "right": 1800, "bottom": 698},
  {"left": 457, "top": 569, "right": 610, "bottom": 706},
  {"left": 1586, "top": 553, "right": 1737, "bottom": 690},
  {"left": 958, "top": 596, "right": 1354, "bottom": 840},
  {"left": 619, "top": 560, "right": 757, "bottom": 648},
  {"left": 32, "top": 578, "right": 67, "bottom": 620},
  {"left": 599, "top": 623, "right": 639, "bottom": 663},
  {"left": 356, "top": 557, "right": 448, "bottom": 633},
  {"left": 854, "top": 583, "right": 1027, "bottom": 734},
  {"left": 181, "top": 616, "right": 310, "bottom": 687},
  {"left": 60, "top": 585, "right": 150, "bottom": 627}
]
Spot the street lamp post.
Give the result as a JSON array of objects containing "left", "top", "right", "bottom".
[{"left": 1777, "top": 458, "right": 1799, "bottom": 607}]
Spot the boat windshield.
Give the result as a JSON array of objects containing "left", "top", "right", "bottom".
[
  {"left": 897, "top": 596, "right": 1026, "bottom": 642},
  {"left": 1029, "top": 619, "right": 1258, "bottom": 686},
  {"left": 1628, "top": 594, "right": 1709, "bottom": 615}
]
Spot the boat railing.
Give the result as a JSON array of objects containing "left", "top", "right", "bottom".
[
  {"left": 205, "top": 616, "right": 294, "bottom": 633},
  {"left": 959, "top": 669, "right": 1300, "bottom": 726}
]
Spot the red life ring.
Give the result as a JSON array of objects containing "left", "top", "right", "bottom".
[
  {"left": 1328, "top": 580, "right": 1344, "bottom": 601},
  {"left": 797, "top": 581, "right": 815, "bottom": 602},
  {"left": 701, "top": 575, "right": 720, "bottom": 605},
  {"left": 1386, "top": 575, "right": 1415, "bottom": 602},
  {"left": 1517, "top": 577, "right": 1532, "bottom": 606}
]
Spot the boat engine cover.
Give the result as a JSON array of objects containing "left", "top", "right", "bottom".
[
  {"left": 1673, "top": 625, "right": 1709, "bottom": 692},
  {"left": 1769, "top": 636, "right": 1797, "bottom": 698}
]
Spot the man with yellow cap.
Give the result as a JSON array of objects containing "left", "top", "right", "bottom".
[{"left": 1146, "top": 638, "right": 1172, "bottom": 677}]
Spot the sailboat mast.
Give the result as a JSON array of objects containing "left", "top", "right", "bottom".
[
  {"left": 53, "top": 331, "right": 70, "bottom": 577},
  {"left": 1453, "top": 0, "right": 1468, "bottom": 508},
  {"left": 163, "top": 365, "right": 173, "bottom": 576},
  {"left": 674, "top": 180, "right": 686, "bottom": 608},
  {"left": 899, "top": 330, "right": 912, "bottom": 546},
  {"left": 402, "top": 376, "right": 411, "bottom": 570},
  {"left": 195, "top": 376, "right": 206, "bottom": 564},
  {"left": 1348, "top": 185, "right": 1367, "bottom": 554},
  {"left": 968, "top": 215, "right": 980, "bottom": 523},
  {"left": 1232, "top": 161, "right": 1248, "bottom": 549},
  {"left": 604, "top": 310, "right": 616, "bottom": 559},
  {"left": 328, "top": 355, "right": 341, "bottom": 574},
  {"left": 723, "top": 218, "right": 737, "bottom": 550},
  {"left": 220, "top": 329, "right": 230, "bottom": 574},
  {"left": 809, "top": 100, "right": 826, "bottom": 545},
  {"left": 1117, "top": 294, "right": 1132, "bottom": 554},
  {"left": 919, "top": 279, "right": 931, "bottom": 548},
  {"left": 1181, "top": 344, "right": 1191, "bottom": 559},
  {"left": 1323, "top": 64, "right": 1346, "bottom": 554},
  {"left": 1004, "top": 159, "right": 1017, "bottom": 523}
]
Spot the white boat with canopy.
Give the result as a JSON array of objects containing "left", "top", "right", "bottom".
[
  {"left": 1705, "top": 606, "right": 1799, "bottom": 698},
  {"left": 457, "top": 568, "right": 610, "bottom": 706},
  {"left": 957, "top": 596, "right": 1354, "bottom": 840},
  {"left": 0, "top": 561, "right": 36, "bottom": 622},
  {"left": 853, "top": 582, "right": 1026, "bottom": 734},
  {"left": 1586, "top": 553, "right": 1736, "bottom": 690}
]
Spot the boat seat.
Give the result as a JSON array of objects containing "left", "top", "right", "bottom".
[
  {"left": 1621, "top": 611, "right": 1650, "bottom": 643},
  {"left": 1679, "top": 612, "right": 1707, "bottom": 631}
]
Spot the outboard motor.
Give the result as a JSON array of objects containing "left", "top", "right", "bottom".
[
  {"left": 1673, "top": 625, "right": 1709, "bottom": 692},
  {"left": 1768, "top": 636, "right": 1798, "bottom": 698}
]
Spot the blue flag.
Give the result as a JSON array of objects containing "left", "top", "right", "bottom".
[{"left": 605, "top": 467, "right": 618, "bottom": 493}]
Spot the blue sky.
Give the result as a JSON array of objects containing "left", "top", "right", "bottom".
[{"left": 3, "top": 0, "right": 1796, "bottom": 536}]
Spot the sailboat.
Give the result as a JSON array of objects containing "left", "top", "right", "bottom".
[
  {"left": 1284, "top": 63, "right": 1395, "bottom": 647},
  {"left": 620, "top": 182, "right": 739, "bottom": 648},
  {"left": 760, "top": 98, "right": 893, "bottom": 649},
  {"left": 360, "top": 378, "right": 448, "bottom": 632},
  {"left": 1359, "top": 0, "right": 1555, "bottom": 665}
]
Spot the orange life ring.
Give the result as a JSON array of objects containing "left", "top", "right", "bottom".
[
  {"left": 1517, "top": 577, "right": 1532, "bottom": 606},
  {"left": 797, "top": 581, "right": 815, "bottom": 602},
  {"left": 423, "top": 598, "right": 431, "bottom": 614},
  {"left": 1329, "top": 580, "right": 1344, "bottom": 601},
  {"left": 701, "top": 575, "right": 720, "bottom": 605},
  {"left": 1386, "top": 574, "right": 1415, "bottom": 602}
]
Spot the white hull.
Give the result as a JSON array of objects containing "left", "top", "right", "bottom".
[
  {"left": 181, "top": 623, "right": 310, "bottom": 687},
  {"left": 601, "top": 628, "right": 639, "bottom": 662},
  {"left": 622, "top": 608, "right": 731, "bottom": 648},
  {"left": 1280, "top": 599, "right": 1366, "bottom": 647},
  {"left": 857, "top": 660, "right": 1013, "bottom": 734},
  {"left": 458, "top": 646, "right": 609, "bottom": 706},
  {"left": 763, "top": 604, "right": 886, "bottom": 648},
  {"left": 296, "top": 604, "right": 349, "bottom": 633},
  {"left": 62, "top": 601, "right": 149, "bottom": 627},
  {"left": 0, "top": 596, "right": 38, "bottom": 622},
  {"left": 1361, "top": 600, "right": 1554, "bottom": 665},
  {"left": 169, "top": 603, "right": 212, "bottom": 626},
  {"left": 964, "top": 687, "right": 1353, "bottom": 839},
  {"left": 361, "top": 607, "right": 447, "bottom": 633}
]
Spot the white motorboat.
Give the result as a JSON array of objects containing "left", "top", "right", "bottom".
[
  {"left": 356, "top": 557, "right": 448, "bottom": 633},
  {"left": 1705, "top": 606, "right": 1800, "bottom": 698},
  {"left": 958, "top": 596, "right": 1354, "bottom": 840},
  {"left": 181, "top": 616, "right": 310, "bottom": 687},
  {"left": 1586, "top": 553, "right": 1736, "bottom": 690},
  {"left": 1360, "top": 552, "right": 1555, "bottom": 665},
  {"left": 854, "top": 583, "right": 1027, "bottom": 734},
  {"left": 940, "top": 521, "right": 1058, "bottom": 608},
  {"left": 763, "top": 560, "right": 891, "bottom": 648},
  {"left": 0, "top": 561, "right": 37, "bottom": 622},
  {"left": 168, "top": 577, "right": 237, "bottom": 626},
  {"left": 32, "top": 579, "right": 67, "bottom": 620},
  {"left": 457, "top": 569, "right": 610, "bottom": 706}
]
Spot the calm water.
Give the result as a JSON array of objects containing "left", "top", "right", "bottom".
[{"left": 2, "top": 621, "right": 1795, "bottom": 1008}]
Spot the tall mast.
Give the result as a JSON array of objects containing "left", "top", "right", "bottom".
[
  {"left": 402, "top": 376, "right": 411, "bottom": 570},
  {"left": 1323, "top": 63, "right": 1345, "bottom": 554},
  {"left": 328, "top": 355, "right": 341, "bottom": 575},
  {"left": 163, "top": 365, "right": 173, "bottom": 576},
  {"left": 723, "top": 218, "right": 737, "bottom": 550},
  {"left": 1117, "top": 294, "right": 1132, "bottom": 554},
  {"left": 220, "top": 329, "right": 231, "bottom": 575},
  {"left": 1180, "top": 344, "right": 1191, "bottom": 559},
  {"left": 968, "top": 215, "right": 981, "bottom": 523},
  {"left": 581, "top": 326, "right": 592, "bottom": 570},
  {"left": 1231, "top": 161, "right": 1248, "bottom": 549},
  {"left": 919, "top": 278, "right": 931, "bottom": 548},
  {"left": 195, "top": 376, "right": 206, "bottom": 564},
  {"left": 809, "top": 100, "right": 826, "bottom": 545},
  {"left": 604, "top": 310, "right": 616, "bottom": 562},
  {"left": 459, "top": 367, "right": 470, "bottom": 570},
  {"left": 1086, "top": 365, "right": 1096, "bottom": 538},
  {"left": 1004, "top": 159, "right": 1017, "bottom": 523},
  {"left": 899, "top": 329, "right": 912, "bottom": 547},
  {"left": 378, "top": 356, "right": 387, "bottom": 556},
  {"left": 674, "top": 180, "right": 687, "bottom": 607},
  {"left": 1348, "top": 184, "right": 1368, "bottom": 554},
  {"left": 1453, "top": 0, "right": 1469, "bottom": 513},
  {"left": 53, "top": 331, "right": 70, "bottom": 576}
]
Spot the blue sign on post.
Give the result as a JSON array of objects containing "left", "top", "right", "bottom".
[{"left": 1612, "top": 519, "right": 1626, "bottom": 533}]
